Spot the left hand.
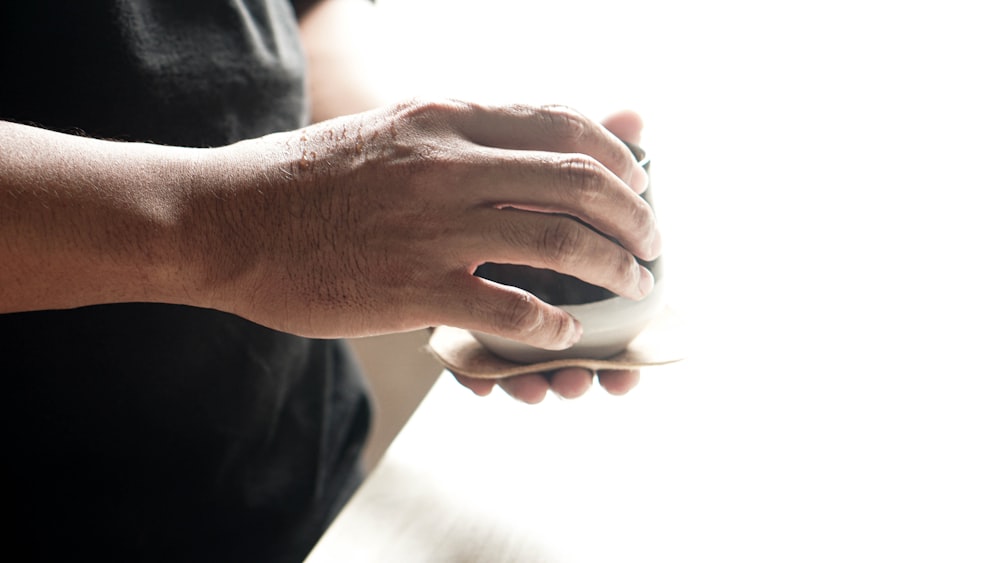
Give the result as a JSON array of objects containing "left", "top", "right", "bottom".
[{"left": 452, "top": 109, "right": 647, "bottom": 403}]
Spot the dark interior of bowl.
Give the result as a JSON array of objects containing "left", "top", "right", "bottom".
[
  {"left": 475, "top": 261, "right": 659, "bottom": 306},
  {"left": 475, "top": 142, "right": 659, "bottom": 307},
  {"left": 474, "top": 264, "right": 613, "bottom": 306}
]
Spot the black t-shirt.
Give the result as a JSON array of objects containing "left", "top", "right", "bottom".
[{"left": 0, "top": 2, "right": 371, "bottom": 561}]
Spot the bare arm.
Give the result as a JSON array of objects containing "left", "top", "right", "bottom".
[
  {"left": 1, "top": 100, "right": 656, "bottom": 348},
  {"left": 0, "top": 121, "right": 202, "bottom": 313},
  {"left": 0, "top": 0, "right": 388, "bottom": 315}
]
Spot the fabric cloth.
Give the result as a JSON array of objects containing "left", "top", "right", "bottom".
[
  {"left": 0, "top": 1, "right": 370, "bottom": 561},
  {"left": 427, "top": 309, "right": 687, "bottom": 379}
]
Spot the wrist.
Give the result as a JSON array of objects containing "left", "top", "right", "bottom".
[{"left": 173, "top": 134, "right": 291, "bottom": 317}]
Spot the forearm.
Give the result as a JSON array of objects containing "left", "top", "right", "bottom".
[{"left": 0, "top": 120, "right": 209, "bottom": 313}]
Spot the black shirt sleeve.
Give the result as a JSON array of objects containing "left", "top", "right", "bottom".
[{"left": 0, "top": 2, "right": 371, "bottom": 561}]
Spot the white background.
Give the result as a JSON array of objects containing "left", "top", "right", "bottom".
[{"left": 369, "top": 1, "right": 1000, "bottom": 560}]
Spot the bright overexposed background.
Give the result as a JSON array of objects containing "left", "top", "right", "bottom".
[
  {"left": 366, "top": 0, "right": 1000, "bottom": 359},
  {"left": 350, "top": 0, "right": 1000, "bottom": 560}
]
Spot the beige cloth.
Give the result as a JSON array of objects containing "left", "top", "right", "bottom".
[{"left": 427, "top": 308, "right": 686, "bottom": 379}]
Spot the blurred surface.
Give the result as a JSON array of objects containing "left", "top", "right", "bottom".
[{"left": 350, "top": 331, "right": 440, "bottom": 471}]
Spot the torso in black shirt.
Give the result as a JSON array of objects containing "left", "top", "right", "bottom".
[{"left": 0, "top": 2, "right": 371, "bottom": 561}]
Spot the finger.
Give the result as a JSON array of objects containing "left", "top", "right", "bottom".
[
  {"left": 454, "top": 103, "right": 649, "bottom": 194},
  {"left": 452, "top": 373, "right": 496, "bottom": 397},
  {"left": 601, "top": 109, "right": 644, "bottom": 145},
  {"left": 598, "top": 369, "right": 641, "bottom": 396},
  {"left": 472, "top": 208, "right": 654, "bottom": 301},
  {"left": 550, "top": 367, "right": 594, "bottom": 399},
  {"left": 465, "top": 148, "right": 660, "bottom": 261},
  {"left": 433, "top": 273, "right": 583, "bottom": 350},
  {"left": 498, "top": 373, "right": 550, "bottom": 404}
]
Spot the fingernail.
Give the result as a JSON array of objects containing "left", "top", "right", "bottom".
[
  {"left": 649, "top": 228, "right": 663, "bottom": 258},
  {"left": 558, "top": 316, "right": 583, "bottom": 349},
  {"left": 637, "top": 266, "right": 654, "bottom": 299},
  {"left": 631, "top": 165, "right": 650, "bottom": 193}
]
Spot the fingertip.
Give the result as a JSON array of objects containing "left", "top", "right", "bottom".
[
  {"left": 461, "top": 277, "right": 582, "bottom": 352},
  {"left": 453, "top": 373, "right": 496, "bottom": 397},
  {"left": 599, "top": 369, "right": 641, "bottom": 396},
  {"left": 602, "top": 109, "right": 644, "bottom": 144},
  {"left": 532, "top": 307, "right": 584, "bottom": 351},
  {"left": 650, "top": 228, "right": 663, "bottom": 259},
  {"left": 551, "top": 314, "right": 584, "bottom": 351},
  {"left": 499, "top": 374, "right": 550, "bottom": 404},
  {"left": 636, "top": 265, "right": 655, "bottom": 300},
  {"left": 630, "top": 164, "right": 650, "bottom": 193},
  {"left": 551, "top": 368, "right": 595, "bottom": 399}
]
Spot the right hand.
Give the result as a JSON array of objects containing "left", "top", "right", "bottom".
[{"left": 191, "top": 99, "right": 660, "bottom": 349}]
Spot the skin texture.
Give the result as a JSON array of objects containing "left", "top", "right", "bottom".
[
  {"left": 0, "top": 0, "right": 657, "bottom": 404},
  {"left": 194, "top": 100, "right": 657, "bottom": 343},
  {"left": 0, "top": 124, "right": 206, "bottom": 312}
]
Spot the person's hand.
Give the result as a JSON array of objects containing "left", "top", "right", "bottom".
[
  {"left": 191, "top": 99, "right": 657, "bottom": 340},
  {"left": 186, "top": 99, "right": 657, "bottom": 386},
  {"left": 451, "top": 109, "right": 647, "bottom": 403}
]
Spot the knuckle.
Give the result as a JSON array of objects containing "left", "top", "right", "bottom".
[
  {"left": 494, "top": 292, "right": 542, "bottom": 334},
  {"left": 538, "top": 220, "right": 583, "bottom": 266},
  {"left": 395, "top": 97, "right": 471, "bottom": 126},
  {"left": 495, "top": 216, "right": 532, "bottom": 250},
  {"left": 556, "top": 154, "right": 604, "bottom": 201},
  {"left": 539, "top": 104, "right": 589, "bottom": 142},
  {"left": 610, "top": 249, "right": 637, "bottom": 287}
]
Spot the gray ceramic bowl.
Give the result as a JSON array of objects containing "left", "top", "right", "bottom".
[{"left": 472, "top": 142, "right": 664, "bottom": 363}]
